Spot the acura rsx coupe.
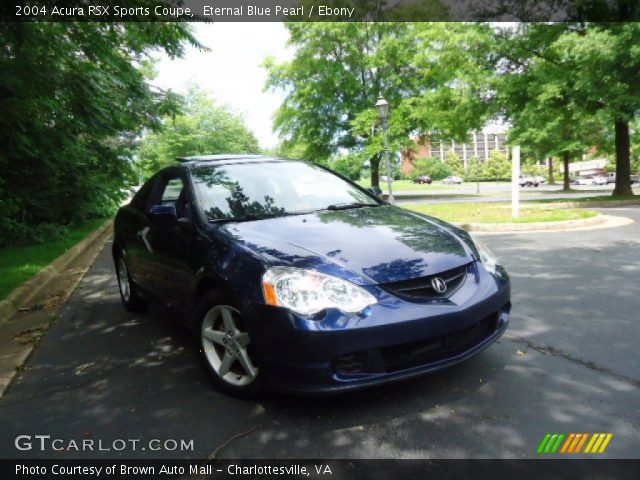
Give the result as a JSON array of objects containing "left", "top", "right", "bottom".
[{"left": 113, "top": 155, "right": 510, "bottom": 397}]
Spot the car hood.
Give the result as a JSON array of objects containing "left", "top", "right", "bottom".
[{"left": 221, "top": 205, "right": 476, "bottom": 285}]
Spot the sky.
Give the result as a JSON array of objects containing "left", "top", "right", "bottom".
[{"left": 151, "top": 23, "right": 292, "bottom": 149}]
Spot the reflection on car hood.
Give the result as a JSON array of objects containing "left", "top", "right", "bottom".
[{"left": 222, "top": 205, "right": 475, "bottom": 285}]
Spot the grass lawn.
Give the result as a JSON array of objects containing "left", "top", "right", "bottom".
[
  {"left": 0, "top": 218, "right": 108, "bottom": 299},
  {"left": 405, "top": 202, "right": 598, "bottom": 224}
]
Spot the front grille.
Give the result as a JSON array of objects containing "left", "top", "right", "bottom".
[
  {"left": 331, "top": 310, "right": 501, "bottom": 377},
  {"left": 380, "top": 262, "right": 472, "bottom": 301},
  {"left": 379, "top": 311, "right": 499, "bottom": 372}
]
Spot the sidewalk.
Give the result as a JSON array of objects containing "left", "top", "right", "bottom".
[{"left": 0, "top": 226, "right": 113, "bottom": 397}]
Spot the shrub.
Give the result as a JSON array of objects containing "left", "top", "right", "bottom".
[
  {"left": 482, "top": 150, "right": 511, "bottom": 181},
  {"left": 411, "top": 156, "right": 452, "bottom": 180},
  {"left": 444, "top": 150, "right": 464, "bottom": 176},
  {"left": 0, "top": 218, "right": 69, "bottom": 248}
]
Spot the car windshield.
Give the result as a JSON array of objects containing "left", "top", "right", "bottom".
[{"left": 190, "top": 160, "right": 379, "bottom": 222}]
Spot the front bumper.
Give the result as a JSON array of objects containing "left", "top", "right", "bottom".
[{"left": 243, "top": 262, "right": 510, "bottom": 394}]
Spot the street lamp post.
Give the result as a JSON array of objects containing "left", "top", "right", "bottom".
[{"left": 375, "top": 95, "right": 394, "bottom": 204}]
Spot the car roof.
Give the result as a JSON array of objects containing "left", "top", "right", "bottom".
[{"left": 176, "top": 154, "right": 288, "bottom": 167}]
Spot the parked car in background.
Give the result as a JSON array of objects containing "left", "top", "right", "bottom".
[
  {"left": 603, "top": 173, "right": 639, "bottom": 185},
  {"left": 592, "top": 175, "right": 608, "bottom": 185},
  {"left": 572, "top": 176, "right": 586, "bottom": 185},
  {"left": 518, "top": 175, "right": 539, "bottom": 187},
  {"left": 113, "top": 155, "right": 510, "bottom": 397},
  {"left": 534, "top": 175, "right": 547, "bottom": 185},
  {"left": 413, "top": 175, "right": 432, "bottom": 185},
  {"left": 442, "top": 175, "right": 463, "bottom": 185},
  {"left": 573, "top": 175, "right": 607, "bottom": 186}
]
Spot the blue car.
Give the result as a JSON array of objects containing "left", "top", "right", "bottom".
[{"left": 113, "top": 155, "right": 510, "bottom": 397}]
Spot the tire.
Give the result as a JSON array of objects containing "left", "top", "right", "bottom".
[
  {"left": 115, "top": 254, "right": 148, "bottom": 312},
  {"left": 195, "top": 291, "right": 265, "bottom": 398}
]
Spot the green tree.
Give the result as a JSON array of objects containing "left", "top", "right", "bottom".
[
  {"left": 264, "top": 141, "right": 311, "bottom": 161},
  {"left": 557, "top": 23, "right": 640, "bottom": 195},
  {"left": 264, "top": 23, "right": 424, "bottom": 188},
  {"left": 330, "top": 153, "right": 364, "bottom": 181},
  {"left": 265, "top": 23, "right": 495, "bottom": 189},
  {"left": 0, "top": 22, "right": 199, "bottom": 244},
  {"left": 496, "top": 22, "right": 639, "bottom": 195},
  {"left": 137, "top": 85, "right": 260, "bottom": 176}
]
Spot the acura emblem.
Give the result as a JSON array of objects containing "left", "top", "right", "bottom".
[{"left": 431, "top": 277, "right": 447, "bottom": 294}]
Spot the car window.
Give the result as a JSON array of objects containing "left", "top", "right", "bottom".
[
  {"left": 191, "top": 161, "right": 377, "bottom": 222},
  {"left": 160, "top": 178, "right": 184, "bottom": 204},
  {"left": 155, "top": 176, "right": 189, "bottom": 217}
]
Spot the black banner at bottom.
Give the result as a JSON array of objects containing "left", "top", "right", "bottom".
[{"left": 4, "top": 459, "right": 640, "bottom": 480}]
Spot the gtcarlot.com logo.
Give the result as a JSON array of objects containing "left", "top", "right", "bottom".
[
  {"left": 15, "top": 435, "right": 194, "bottom": 452},
  {"left": 537, "top": 433, "right": 613, "bottom": 454}
]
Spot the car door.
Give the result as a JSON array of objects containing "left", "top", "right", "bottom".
[
  {"left": 144, "top": 169, "right": 196, "bottom": 306},
  {"left": 118, "top": 175, "right": 160, "bottom": 293}
]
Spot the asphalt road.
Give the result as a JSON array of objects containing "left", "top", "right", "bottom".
[{"left": 1, "top": 207, "right": 639, "bottom": 459}]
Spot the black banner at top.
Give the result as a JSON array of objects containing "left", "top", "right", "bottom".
[{"left": 2, "top": 0, "right": 640, "bottom": 22}]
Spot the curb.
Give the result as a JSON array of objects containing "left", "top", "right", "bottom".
[
  {"left": 0, "top": 220, "right": 113, "bottom": 324},
  {"left": 456, "top": 213, "right": 634, "bottom": 234},
  {"left": 534, "top": 200, "right": 640, "bottom": 209}
]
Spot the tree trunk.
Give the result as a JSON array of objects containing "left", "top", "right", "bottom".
[
  {"left": 548, "top": 157, "right": 556, "bottom": 185},
  {"left": 562, "top": 152, "right": 571, "bottom": 191},
  {"left": 370, "top": 154, "right": 380, "bottom": 188},
  {"left": 613, "top": 120, "right": 633, "bottom": 196}
]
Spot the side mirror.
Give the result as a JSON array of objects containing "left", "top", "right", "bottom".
[
  {"left": 367, "top": 186, "right": 383, "bottom": 198},
  {"left": 148, "top": 204, "right": 178, "bottom": 228}
]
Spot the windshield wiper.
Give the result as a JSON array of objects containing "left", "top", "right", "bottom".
[
  {"left": 209, "top": 213, "right": 282, "bottom": 224},
  {"left": 325, "top": 202, "right": 380, "bottom": 211}
]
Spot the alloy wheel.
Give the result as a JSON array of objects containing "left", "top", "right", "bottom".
[{"left": 201, "top": 305, "right": 258, "bottom": 386}]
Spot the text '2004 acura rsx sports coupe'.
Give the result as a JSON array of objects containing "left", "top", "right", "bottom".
[{"left": 113, "top": 155, "right": 510, "bottom": 397}]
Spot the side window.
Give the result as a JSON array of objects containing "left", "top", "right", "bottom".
[
  {"left": 159, "top": 178, "right": 184, "bottom": 205},
  {"left": 155, "top": 175, "right": 190, "bottom": 218}
]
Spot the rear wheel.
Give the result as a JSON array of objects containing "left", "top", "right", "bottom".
[
  {"left": 197, "top": 293, "right": 264, "bottom": 398},
  {"left": 116, "top": 255, "right": 148, "bottom": 311}
]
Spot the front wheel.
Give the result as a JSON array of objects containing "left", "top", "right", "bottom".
[{"left": 197, "top": 294, "right": 264, "bottom": 398}]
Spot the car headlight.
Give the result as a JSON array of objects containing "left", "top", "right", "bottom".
[
  {"left": 471, "top": 236, "right": 500, "bottom": 276},
  {"left": 262, "top": 266, "right": 377, "bottom": 316}
]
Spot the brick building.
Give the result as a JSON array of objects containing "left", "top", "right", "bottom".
[{"left": 402, "top": 131, "right": 509, "bottom": 175}]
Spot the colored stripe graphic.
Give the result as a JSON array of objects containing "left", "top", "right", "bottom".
[
  {"left": 585, "top": 433, "right": 614, "bottom": 454},
  {"left": 598, "top": 433, "right": 613, "bottom": 453},
  {"left": 560, "top": 433, "right": 575, "bottom": 453},
  {"left": 550, "top": 434, "right": 565, "bottom": 453},
  {"left": 539, "top": 433, "right": 613, "bottom": 454},
  {"left": 537, "top": 434, "right": 552, "bottom": 453},
  {"left": 584, "top": 433, "right": 599, "bottom": 453},
  {"left": 537, "top": 433, "right": 565, "bottom": 453}
]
